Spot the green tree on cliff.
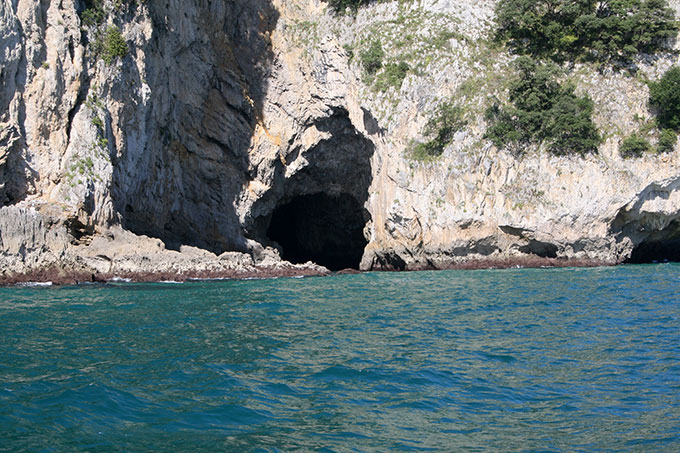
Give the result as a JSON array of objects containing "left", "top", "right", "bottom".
[
  {"left": 485, "top": 57, "right": 600, "bottom": 156},
  {"left": 649, "top": 66, "right": 680, "bottom": 130}
]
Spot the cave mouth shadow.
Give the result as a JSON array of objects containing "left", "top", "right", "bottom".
[
  {"left": 267, "top": 192, "right": 369, "bottom": 271},
  {"left": 621, "top": 220, "right": 680, "bottom": 264},
  {"left": 625, "top": 237, "right": 680, "bottom": 264}
]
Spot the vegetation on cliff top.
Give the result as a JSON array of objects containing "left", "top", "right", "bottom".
[
  {"left": 495, "top": 0, "right": 677, "bottom": 65},
  {"left": 329, "top": 0, "right": 678, "bottom": 159},
  {"left": 482, "top": 0, "right": 677, "bottom": 157}
]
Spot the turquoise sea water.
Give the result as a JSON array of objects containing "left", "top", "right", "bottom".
[{"left": 1, "top": 265, "right": 679, "bottom": 451}]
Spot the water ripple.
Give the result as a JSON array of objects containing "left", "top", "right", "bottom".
[{"left": 0, "top": 265, "right": 679, "bottom": 450}]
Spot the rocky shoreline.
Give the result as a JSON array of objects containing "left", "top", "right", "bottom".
[
  {"left": 0, "top": 255, "right": 614, "bottom": 287},
  {"left": 0, "top": 264, "right": 330, "bottom": 287},
  {"left": 404, "top": 257, "right": 612, "bottom": 272}
]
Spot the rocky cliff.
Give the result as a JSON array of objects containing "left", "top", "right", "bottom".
[{"left": 1, "top": 0, "right": 680, "bottom": 282}]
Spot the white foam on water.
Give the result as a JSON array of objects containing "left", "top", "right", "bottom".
[{"left": 16, "top": 282, "right": 53, "bottom": 287}]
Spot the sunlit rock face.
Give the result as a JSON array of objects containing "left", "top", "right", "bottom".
[{"left": 2, "top": 0, "right": 680, "bottom": 279}]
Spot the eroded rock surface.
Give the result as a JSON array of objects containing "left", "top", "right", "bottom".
[{"left": 1, "top": 0, "right": 680, "bottom": 282}]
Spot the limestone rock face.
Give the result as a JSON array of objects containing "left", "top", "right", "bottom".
[
  {"left": 0, "top": 204, "right": 69, "bottom": 273},
  {"left": 1, "top": 0, "right": 680, "bottom": 281}
]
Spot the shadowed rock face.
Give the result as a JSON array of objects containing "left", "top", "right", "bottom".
[
  {"left": 627, "top": 239, "right": 680, "bottom": 263},
  {"left": 0, "top": 0, "right": 280, "bottom": 256},
  {"left": 115, "top": 0, "right": 280, "bottom": 254},
  {"left": 267, "top": 193, "right": 368, "bottom": 271},
  {"left": 625, "top": 221, "right": 680, "bottom": 263}
]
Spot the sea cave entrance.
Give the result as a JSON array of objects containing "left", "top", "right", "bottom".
[
  {"left": 267, "top": 192, "right": 368, "bottom": 271},
  {"left": 625, "top": 237, "right": 680, "bottom": 263},
  {"left": 622, "top": 218, "right": 680, "bottom": 263},
  {"left": 254, "top": 106, "right": 376, "bottom": 271}
]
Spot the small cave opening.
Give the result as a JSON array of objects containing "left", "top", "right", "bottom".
[
  {"left": 266, "top": 193, "right": 369, "bottom": 271},
  {"left": 519, "top": 240, "right": 558, "bottom": 259},
  {"left": 621, "top": 220, "right": 680, "bottom": 264},
  {"left": 625, "top": 238, "right": 680, "bottom": 264}
]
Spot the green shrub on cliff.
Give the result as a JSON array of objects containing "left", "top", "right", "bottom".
[
  {"left": 81, "top": 0, "right": 136, "bottom": 66},
  {"left": 81, "top": 0, "right": 106, "bottom": 27},
  {"left": 657, "top": 128, "right": 678, "bottom": 153},
  {"left": 374, "top": 61, "right": 410, "bottom": 92},
  {"left": 484, "top": 57, "right": 600, "bottom": 156},
  {"left": 410, "top": 100, "right": 466, "bottom": 160},
  {"left": 649, "top": 66, "right": 680, "bottom": 130},
  {"left": 326, "top": 0, "right": 372, "bottom": 14},
  {"left": 92, "top": 26, "right": 128, "bottom": 65},
  {"left": 360, "top": 39, "right": 384, "bottom": 75},
  {"left": 495, "top": 0, "right": 677, "bottom": 65},
  {"left": 542, "top": 90, "right": 600, "bottom": 156},
  {"left": 620, "top": 134, "right": 652, "bottom": 158}
]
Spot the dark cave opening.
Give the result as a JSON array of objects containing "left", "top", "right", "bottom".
[
  {"left": 620, "top": 219, "right": 680, "bottom": 264},
  {"left": 266, "top": 193, "right": 369, "bottom": 271},
  {"left": 625, "top": 238, "right": 680, "bottom": 264}
]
